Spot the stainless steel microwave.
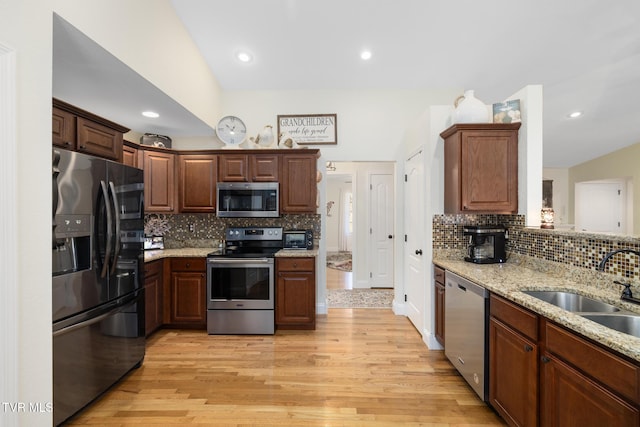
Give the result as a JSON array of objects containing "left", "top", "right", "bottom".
[{"left": 216, "top": 182, "right": 279, "bottom": 218}]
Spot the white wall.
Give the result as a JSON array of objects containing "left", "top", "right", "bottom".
[
  {"left": 1, "top": 0, "right": 53, "bottom": 425},
  {"left": 53, "top": 0, "right": 223, "bottom": 128}
]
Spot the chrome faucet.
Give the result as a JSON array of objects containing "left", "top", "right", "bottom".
[{"left": 597, "top": 249, "right": 640, "bottom": 304}]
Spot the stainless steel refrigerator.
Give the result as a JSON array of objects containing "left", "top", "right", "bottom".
[{"left": 52, "top": 148, "right": 145, "bottom": 426}]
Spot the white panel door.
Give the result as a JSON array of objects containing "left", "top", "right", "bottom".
[
  {"left": 370, "top": 173, "right": 394, "bottom": 288},
  {"left": 575, "top": 181, "right": 625, "bottom": 233},
  {"left": 404, "top": 153, "right": 425, "bottom": 333}
]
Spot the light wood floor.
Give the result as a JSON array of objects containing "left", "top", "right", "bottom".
[
  {"left": 66, "top": 310, "right": 505, "bottom": 426},
  {"left": 326, "top": 267, "right": 353, "bottom": 290}
]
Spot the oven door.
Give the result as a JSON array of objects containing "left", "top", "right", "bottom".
[{"left": 207, "top": 258, "right": 274, "bottom": 310}]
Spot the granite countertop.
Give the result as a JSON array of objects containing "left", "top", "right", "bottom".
[
  {"left": 433, "top": 256, "right": 640, "bottom": 362},
  {"left": 144, "top": 248, "right": 213, "bottom": 262},
  {"left": 275, "top": 248, "right": 319, "bottom": 258},
  {"left": 144, "top": 247, "right": 319, "bottom": 263}
]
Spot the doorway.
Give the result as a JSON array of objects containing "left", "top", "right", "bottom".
[
  {"left": 325, "top": 161, "right": 395, "bottom": 309},
  {"left": 575, "top": 179, "right": 631, "bottom": 234}
]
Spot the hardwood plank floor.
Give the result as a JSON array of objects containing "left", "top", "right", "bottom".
[
  {"left": 326, "top": 267, "right": 353, "bottom": 290},
  {"left": 66, "top": 309, "right": 506, "bottom": 426}
]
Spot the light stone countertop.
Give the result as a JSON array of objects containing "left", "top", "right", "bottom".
[
  {"left": 433, "top": 257, "right": 640, "bottom": 363},
  {"left": 144, "top": 248, "right": 213, "bottom": 262},
  {"left": 144, "top": 247, "right": 319, "bottom": 262},
  {"left": 275, "top": 248, "right": 319, "bottom": 258}
]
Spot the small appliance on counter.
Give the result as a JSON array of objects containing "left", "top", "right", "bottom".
[
  {"left": 463, "top": 225, "right": 507, "bottom": 264},
  {"left": 283, "top": 229, "right": 314, "bottom": 250},
  {"left": 144, "top": 236, "right": 164, "bottom": 250}
]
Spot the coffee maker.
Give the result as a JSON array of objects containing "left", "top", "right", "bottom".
[{"left": 463, "top": 225, "right": 507, "bottom": 264}]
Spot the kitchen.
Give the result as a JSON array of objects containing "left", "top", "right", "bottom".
[{"left": 3, "top": 1, "right": 640, "bottom": 426}]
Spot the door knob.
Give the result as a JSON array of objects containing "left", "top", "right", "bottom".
[{"left": 415, "top": 249, "right": 423, "bottom": 255}]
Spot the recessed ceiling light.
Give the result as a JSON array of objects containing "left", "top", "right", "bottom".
[
  {"left": 237, "top": 51, "right": 252, "bottom": 63},
  {"left": 360, "top": 50, "right": 372, "bottom": 60},
  {"left": 568, "top": 111, "right": 583, "bottom": 118},
  {"left": 142, "top": 111, "right": 159, "bottom": 118}
]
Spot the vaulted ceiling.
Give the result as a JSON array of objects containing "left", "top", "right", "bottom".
[{"left": 54, "top": 1, "right": 640, "bottom": 168}]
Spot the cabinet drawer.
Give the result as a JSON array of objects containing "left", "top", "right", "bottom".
[
  {"left": 545, "top": 321, "right": 640, "bottom": 403},
  {"left": 144, "top": 259, "right": 163, "bottom": 277},
  {"left": 171, "top": 257, "right": 206, "bottom": 271},
  {"left": 434, "top": 265, "right": 445, "bottom": 285},
  {"left": 277, "top": 257, "right": 315, "bottom": 272},
  {"left": 490, "top": 294, "right": 538, "bottom": 341}
]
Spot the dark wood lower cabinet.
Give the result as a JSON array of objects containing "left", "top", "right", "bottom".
[
  {"left": 541, "top": 353, "right": 640, "bottom": 426},
  {"left": 167, "top": 258, "right": 207, "bottom": 328},
  {"left": 489, "top": 293, "right": 640, "bottom": 427},
  {"left": 489, "top": 317, "right": 538, "bottom": 427},
  {"left": 276, "top": 257, "right": 316, "bottom": 330},
  {"left": 434, "top": 281, "right": 445, "bottom": 346},
  {"left": 144, "top": 259, "right": 163, "bottom": 336}
]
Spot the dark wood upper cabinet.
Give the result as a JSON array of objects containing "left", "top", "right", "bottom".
[
  {"left": 251, "top": 154, "right": 279, "bottom": 181},
  {"left": 52, "top": 98, "right": 129, "bottom": 161},
  {"left": 441, "top": 123, "right": 520, "bottom": 214},
  {"left": 143, "top": 149, "right": 176, "bottom": 213},
  {"left": 178, "top": 154, "right": 217, "bottom": 213},
  {"left": 280, "top": 152, "right": 317, "bottom": 214},
  {"left": 52, "top": 106, "right": 76, "bottom": 149},
  {"left": 218, "top": 153, "right": 279, "bottom": 182},
  {"left": 218, "top": 154, "right": 249, "bottom": 182}
]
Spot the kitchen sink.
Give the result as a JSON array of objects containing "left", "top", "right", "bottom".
[
  {"left": 581, "top": 314, "right": 640, "bottom": 339},
  {"left": 522, "top": 290, "right": 621, "bottom": 313}
]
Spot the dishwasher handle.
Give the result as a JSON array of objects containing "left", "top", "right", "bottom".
[{"left": 458, "top": 284, "right": 467, "bottom": 292}]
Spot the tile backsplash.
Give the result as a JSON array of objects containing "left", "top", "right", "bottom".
[
  {"left": 145, "top": 213, "right": 321, "bottom": 249},
  {"left": 433, "top": 214, "right": 640, "bottom": 280}
]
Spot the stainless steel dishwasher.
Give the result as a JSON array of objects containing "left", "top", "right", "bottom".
[{"left": 444, "top": 271, "right": 489, "bottom": 401}]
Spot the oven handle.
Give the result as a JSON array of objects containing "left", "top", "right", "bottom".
[{"left": 208, "top": 258, "right": 272, "bottom": 264}]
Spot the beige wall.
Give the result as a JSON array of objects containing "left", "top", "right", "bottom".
[{"left": 569, "top": 141, "right": 640, "bottom": 233}]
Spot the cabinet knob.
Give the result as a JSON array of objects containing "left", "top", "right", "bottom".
[
  {"left": 64, "top": 141, "right": 72, "bottom": 146},
  {"left": 541, "top": 355, "right": 551, "bottom": 364},
  {"left": 524, "top": 345, "right": 533, "bottom": 352},
  {"left": 293, "top": 263, "right": 298, "bottom": 268},
  {"left": 186, "top": 263, "right": 190, "bottom": 268},
  {"left": 415, "top": 249, "right": 423, "bottom": 255}
]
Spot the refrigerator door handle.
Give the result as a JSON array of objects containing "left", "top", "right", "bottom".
[
  {"left": 109, "top": 181, "right": 121, "bottom": 275},
  {"left": 52, "top": 291, "right": 140, "bottom": 337},
  {"left": 100, "top": 180, "right": 113, "bottom": 278}
]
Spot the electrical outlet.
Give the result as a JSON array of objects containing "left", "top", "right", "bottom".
[{"left": 189, "top": 223, "right": 195, "bottom": 233}]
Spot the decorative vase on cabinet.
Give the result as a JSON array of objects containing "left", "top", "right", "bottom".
[{"left": 453, "top": 90, "right": 490, "bottom": 124}]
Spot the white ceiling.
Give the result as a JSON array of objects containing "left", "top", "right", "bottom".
[{"left": 54, "top": 1, "right": 640, "bottom": 168}]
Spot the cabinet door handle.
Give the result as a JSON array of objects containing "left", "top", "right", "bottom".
[
  {"left": 186, "top": 263, "right": 190, "bottom": 268},
  {"left": 524, "top": 344, "right": 533, "bottom": 352},
  {"left": 293, "top": 263, "right": 298, "bottom": 268},
  {"left": 541, "top": 355, "right": 551, "bottom": 363}
]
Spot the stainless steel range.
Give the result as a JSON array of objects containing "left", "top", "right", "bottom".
[{"left": 206, "top": 227, "right": 283, "bottom": 334}]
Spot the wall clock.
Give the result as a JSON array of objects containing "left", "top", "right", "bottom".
[{"left": 216, "top": 115, "right": 247, "bottom": 147}]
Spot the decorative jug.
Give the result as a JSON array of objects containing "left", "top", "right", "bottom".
[{"left": 453, "top": 90, "right": 490, "bottom": 124}]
